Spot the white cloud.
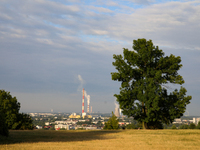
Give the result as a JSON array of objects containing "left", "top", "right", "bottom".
[{"left": 88, "top": 6, "right": 113, "bottom": 13}]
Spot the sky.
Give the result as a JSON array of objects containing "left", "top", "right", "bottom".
[{"left": 0, "top": 0, "right": 200, "bottom": 115}]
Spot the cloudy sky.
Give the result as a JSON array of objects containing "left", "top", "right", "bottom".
[{"left": 0, "top": 0, "right": 200, "bottom": 115}]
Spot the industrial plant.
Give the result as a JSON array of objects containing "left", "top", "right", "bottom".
[
  {"left": 81, "top": 88, "right": 92, "bottom": 118},
  {"left": 28, "top": 89, "right": 200, "bottom": 130}
]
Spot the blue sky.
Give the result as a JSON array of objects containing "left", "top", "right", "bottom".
[{"left": 0, "top": 0, "right": 200, "bottom": 116}]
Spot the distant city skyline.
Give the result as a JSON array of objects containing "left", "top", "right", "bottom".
[{"left": 1, "top": 0, "right": 200, "bottom": 116}]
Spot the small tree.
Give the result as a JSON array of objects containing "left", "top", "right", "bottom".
[{"left": 104, "top": 112, "right": 119, "bottom": 129}]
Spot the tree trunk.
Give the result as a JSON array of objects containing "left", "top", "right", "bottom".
[
  {"left": 142, "top": 122, "right": 146, "bottom": 129},
  {"left": 142, "top": 101, "right": 146, "bottom": 129}
]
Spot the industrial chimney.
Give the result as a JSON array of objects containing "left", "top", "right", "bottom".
[
  {"left": 82, "top": 88, "right": 84, "bottom": 114},
  {"left": 87, "top": 95, "right": 90, "bottom": 113}
]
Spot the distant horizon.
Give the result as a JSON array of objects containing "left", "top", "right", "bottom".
[{"left": 23, "top": 111, "right": 200, "bottom": 117}]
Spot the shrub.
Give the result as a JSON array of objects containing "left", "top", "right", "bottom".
[
  {"left": 171, "top": 125, "right": 177, "bottom": 129},
  {"left": 126, "top": 124, "right": 137, "bottom": 129},
  {"left": 189, "top": 123, "right": 196, "bottom": 129},
  {"left": 179, "top": 124, "right": 189, "bottom": 129},
  {"left": 196, "top": 122, "right": 200, "bottom": 129}
]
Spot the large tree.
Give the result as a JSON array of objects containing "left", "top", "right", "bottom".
[
  {"left": 0, "top": 90, "right": 33, "bottom": 131},
  {"left": 111, "top": 39, "right": 192, "bottom": 129}
]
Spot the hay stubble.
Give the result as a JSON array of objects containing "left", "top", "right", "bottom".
[{"left": 1, "top": 130, "right": 200, "bottom": 150}]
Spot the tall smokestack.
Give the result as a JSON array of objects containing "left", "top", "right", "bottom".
[
  {"left": 87, "top": 95, "right": 90, "bottom": 113},
  {"left": 82, "top": 88, "right": 84, "bottom": 113}
]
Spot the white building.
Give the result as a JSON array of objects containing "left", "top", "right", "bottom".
[
  {"left": 45, "top": 122, "right": 50, "bottom": 125},
  {"left": 173, "top": 119, "right": 182, "bottom": 124},
  {"left": 36, "top": 125, "right": 42, "bottom": 129},
  {"left": 193, "top": 118, "right": 200, "bottom": 125},
  {"left": 55, "top": 124, "right": 70, "bottom": 130},
  {"left": 55, "top": 120, "right": 78, "bottom": 125}
]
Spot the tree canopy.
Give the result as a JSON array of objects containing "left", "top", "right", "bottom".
[
  {"left": 0, "top": 90, "right": 33, "bottom": 134},
  {"left": 111, "top": 39, "right": 192, "bottom": 129},
  {"left": 0, "top": 90, "right": 20, "bottom": 129}
]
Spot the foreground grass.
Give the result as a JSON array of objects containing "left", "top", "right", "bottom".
[{"left": 1, "top": 129, "right": 200, "bottom": 150}]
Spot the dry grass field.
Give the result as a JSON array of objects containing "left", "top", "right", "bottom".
[{"left": 1, "top": 129, "right": 200, "bottom": 150}]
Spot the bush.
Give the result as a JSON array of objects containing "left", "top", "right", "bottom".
[
  {"left": 171, "top": 125, "right": 177, "bottom": 129},
  {"left": 179, "top": 124, "right": 189, "bottom": 129},
  {"left": 189, "top": 123, "right": 196, "bottom": 129},
  {"left": 126, "top": 124, "right": 137, "bottom": 129},
  {"left": 49, "top": 127, "right": 55, "bottom": 130},
  {"left": 196, "top": 122, "right": 200, "bottom": 129}
]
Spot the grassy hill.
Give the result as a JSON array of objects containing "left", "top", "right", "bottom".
[{"left": 1, "top": 129, "right": 200, "bottom": 150}]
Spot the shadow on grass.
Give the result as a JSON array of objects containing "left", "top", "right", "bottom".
[{"left": 0, "top": 130, "right": 121, "bottom": 145}]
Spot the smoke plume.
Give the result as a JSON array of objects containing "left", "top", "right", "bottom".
[
  {"left": 84, "top": 90, "right": 90, "bottom": 105},
  {"left": 77, "top": 74, "right": 85, "bottom": 91}
]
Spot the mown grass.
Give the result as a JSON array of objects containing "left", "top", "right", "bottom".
[{"left": 1, "top": 129, "right": 200, "bottom": 150}]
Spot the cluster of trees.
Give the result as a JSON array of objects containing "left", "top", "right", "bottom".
[
  {"left": 0, "top": 90, "right": 33, "bottom": 136},
  {"left": 171, "top": 122, "right": 200, "bottom": 129},
  {"left": 111, "top": 39, "right": 192, "bottom": 129}
]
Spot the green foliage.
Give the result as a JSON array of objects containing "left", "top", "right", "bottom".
[
  {"left": 16, "top": 113, "right": 33, "bottom": 130},
  {"left": 0, "top": 90, "right": 33, "bottom": 130},
  {"left": 126, "top": 123, "right": 137, "bottom": 129},
  {"left": 189, "top": 123, "right": 196, "bottom": 129},
  {"left": 126, "top": 120, "right": 143, "bottom": 129},
  {"left": 0, "top": 109, "right": 9, "bottom": 136},
  {"left": 97, "top": 121, "right": 103, "bottom": 126},
  {"left": 171, "top": 125, "right": 177, "bottom": 129},
  {"left": 196, "top": 121, "right": 200, "bottom": 129},
  {"left": 0, "top": 90, "right": 20, "bottom": 129},
  {"left": 59, "top": 128, "right": 66, "bottom": 130},
  {"left": 104, "top": 112, "right": 119, "bottom": 129},
  {"left": 77, "top": 128, "right": 84, "bottom": 130},
  {"left": 49, "top": 126, "right": 55, "bottom": 130},
  {"left": 32, "top": 119, "right": 46, "bottom": 127},
  {"left": 179, "top": 124, "right": 189, "bottom": 129},
  {"left": 77, "top": 119, "right": 93, "bottom": 125},
  {"left": 111, "top": 39, "right": 192, "bottom": 129}
]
